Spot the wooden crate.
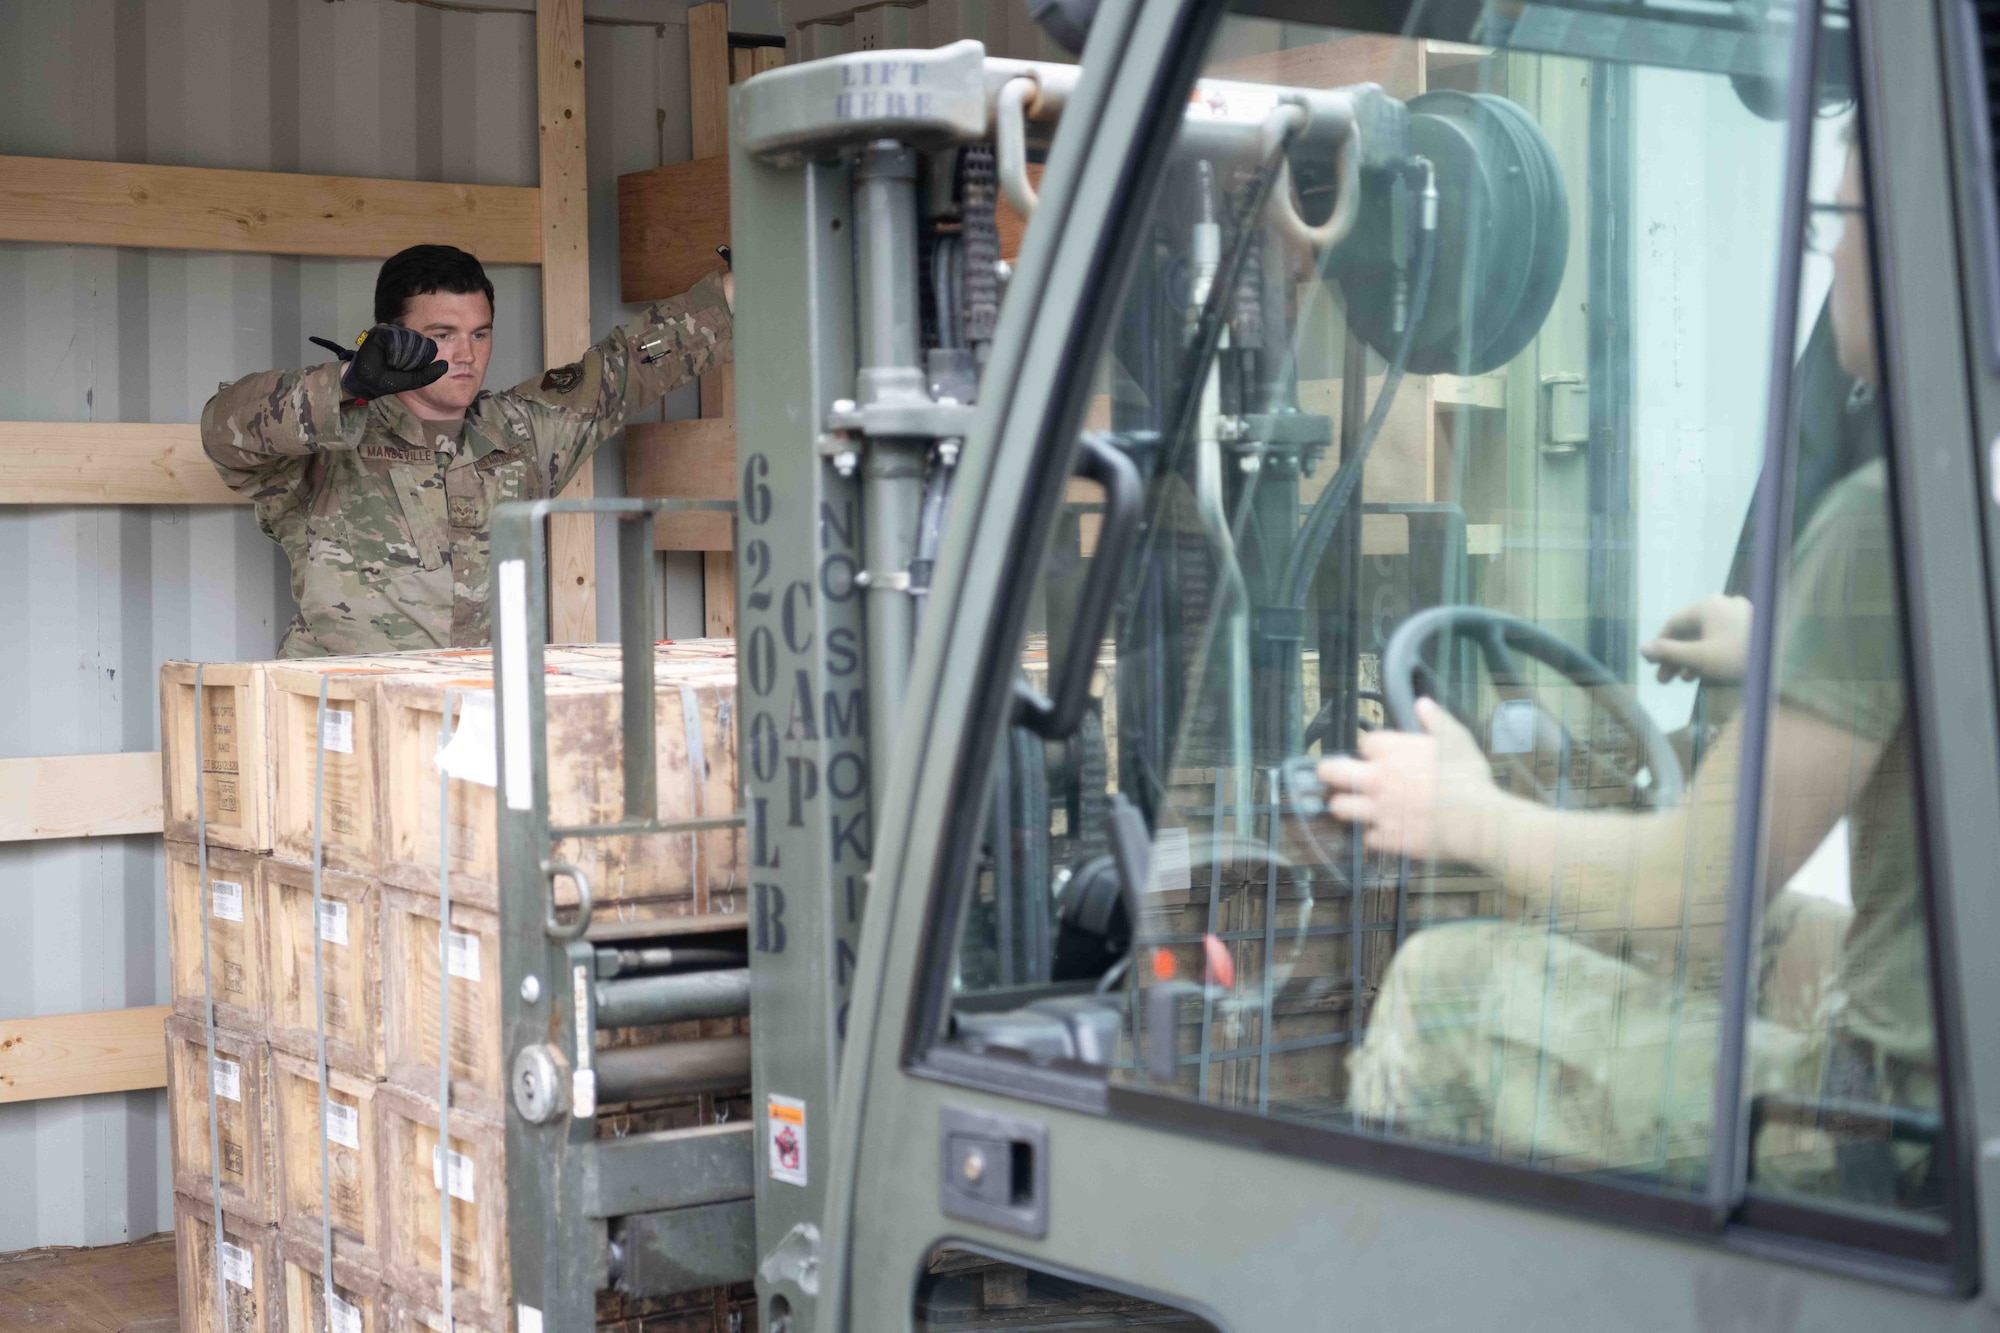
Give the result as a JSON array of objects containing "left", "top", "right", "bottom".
[
  {"left": 275, "top": 1202, "right": 389, "bottom": 1333},
  {"left": 380, "top": 890, "right": 504, "bottom": 1118},
  {"left": 167, "top": 1016, "right": 277, "bottom": 1224},
  {"left": 269, "top": 664, "right": 411, "bottom": 875},
  {"left": 374, "top": 1082, "right": 508, "bottom": 1326},
  {"left": 377, "top": 677, "right": 505, "bottom": 911},
  {"left": 168, "top": 842, "right": 270, "bottom": 1034},
  {"left": 383, "top": 1290, "right": 504, "bottom": 1333},
  {"left": 264, "top": 858, "right": 384, "bottom": 1077},
  {"left": 379, "top": 659, "right": 741, "bottom": 918},
  {"left": 270, "top": 1049, "right": 382, "bottom": 1266},
  {"left": 173, "top": 1193, "right": 281, "bottom": 1333},
  {"left": 163, "top": 661, "right": 274, "bottom": 852}
]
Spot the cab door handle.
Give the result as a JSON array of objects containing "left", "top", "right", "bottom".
[{"left": 940, "top": 1105, "right": 1050, "bottom": 1238}]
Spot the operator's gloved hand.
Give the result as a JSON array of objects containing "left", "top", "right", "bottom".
[{"left": 309, "top": 325, "right": 447, "bottom": 403}]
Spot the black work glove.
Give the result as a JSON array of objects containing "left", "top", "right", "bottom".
[{"left": 309, "top": 325, "right": 447, "bottom": 402}]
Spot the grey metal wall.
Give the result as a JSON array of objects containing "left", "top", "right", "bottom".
[{"left": 0, "top": 0, "right": 693, "bottom": 1251}]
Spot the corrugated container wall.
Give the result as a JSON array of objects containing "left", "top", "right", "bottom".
[
  {"left": 0, "top": 0, "right": 700, "bottom": 1250},
  {"left": 0, "top": 0, "right": 1060, "bottom": 1250}
]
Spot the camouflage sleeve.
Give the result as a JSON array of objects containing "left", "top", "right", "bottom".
[
  {"left": 506, "top": 272, "right": 734, "bottom": 494},
  {"left": 199, "top": 363, "right": 364, "bottom": 506}
]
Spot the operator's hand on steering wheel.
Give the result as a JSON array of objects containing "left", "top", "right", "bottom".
[
  {"left": 1316, "top": 698, "right": 1502, "bottom": 861},
  {"left": 1640, "top": 593, "right": 1752, "bottom": 684}
]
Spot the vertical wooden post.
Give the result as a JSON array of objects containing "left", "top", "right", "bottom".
[
  {"left": 539, "top": 0, "right": 596, "bottom": 644},
  {"left": 689, "top": 1, "right": 738, "bottom": 639}
]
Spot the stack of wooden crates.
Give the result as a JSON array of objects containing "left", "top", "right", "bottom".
[{"left": 159, "top": 643, "right": 753, "bottom": 1333}]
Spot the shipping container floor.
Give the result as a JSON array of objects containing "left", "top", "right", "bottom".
[{"left": 0, "top": 1233, "right": 178, "bottom": 1332}]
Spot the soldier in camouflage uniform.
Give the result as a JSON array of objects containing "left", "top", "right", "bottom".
[
  {"left": 202, "top": 243, "right": 731, "bottom": 656},
  {"left": 1322, "top": 143, "right": 1939, "bottom": 1207}
]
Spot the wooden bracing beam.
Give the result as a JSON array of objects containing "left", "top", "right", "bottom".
[
  {"left": 540, "top": 0, "right": 599, "bottom": 644},
  {"left": 0, "top": 154, "right": 541, "bottom": 263},
  {"left": 0, "top": 1006, "right": 170, "bottom": 1104},
  {"left": 0, "top": 423, "right": 241, "bottom": 505},
  {"left": 0, "top": 753, "right": 164, "bottom": 842}
]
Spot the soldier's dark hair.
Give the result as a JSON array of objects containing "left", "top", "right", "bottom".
[{"left": 375, "top": 245, "right": 496, "bottom": 326}]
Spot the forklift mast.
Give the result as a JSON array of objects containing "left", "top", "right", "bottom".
[{"left": 488, "top": 43, "right": 1082, "bottom": 1333}]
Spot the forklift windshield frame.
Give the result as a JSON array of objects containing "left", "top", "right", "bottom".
[{"left": 892, "top": 0, "right": 1979, "bottom": 1293}]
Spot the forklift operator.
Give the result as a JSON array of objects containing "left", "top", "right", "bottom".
[
  {"left": 200, "top": 244, "right": 733, "bottom": 657},
  {"left": 1320, "top": 146, "right": 1936, "bottom": 1208}
]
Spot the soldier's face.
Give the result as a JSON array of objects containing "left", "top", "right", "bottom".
[{"left": 396, "top": 290, "right": 495, "bottom": 416}]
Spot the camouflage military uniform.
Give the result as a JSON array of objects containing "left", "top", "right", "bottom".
[
  {"left": 202, "top": 275, "right": 731, "bottom": 657},
  {"left": 1349, "top": 462, "right": 1937, "bottom": 1191}
]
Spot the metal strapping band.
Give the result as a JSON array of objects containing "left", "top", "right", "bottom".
[
  {"left": 313, "top": 675, "right": 336, "bottom": 1327},
  {"left": 437, "top": 687, "right": 458, "bottom": 1330},
  {"left": 678, "top": 683, "right": 706, "bottom": 900},
  {"left": 194, "top": 664, "right": 228, "bottom": 1332}
]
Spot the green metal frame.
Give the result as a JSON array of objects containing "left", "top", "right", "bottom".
[
  {"left": 491, "top": 496, "right": 752, "bottom": 1333},
  {"left": 818, "top": 1, "right": 2000, "bottom": 1328}
]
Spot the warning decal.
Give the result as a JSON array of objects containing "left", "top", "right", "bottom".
[{"left": 767, "top": 1094, "right": 807, "bottom": 1187}]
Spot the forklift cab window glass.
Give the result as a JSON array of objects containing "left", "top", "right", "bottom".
[{"left": 941, "top": 6, "right": 1945, "bottom": 1232}]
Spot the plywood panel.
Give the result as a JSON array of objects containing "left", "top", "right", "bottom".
[
  {"left": 540, "top": 0, "right": 597, "bottom": 646},
  {"left": 0, "top": 751, "right": 163, "bottom": 841},
  {"left": 617, "top": 156, "right": 731, "bottom": 304},
  {"left": 0, "top": 1006, "right": 169, "bottom": 1104},
  {"left": 625, "top": 419, "right": 736, "bottom": 500},
  {"left": 0, "top": 155, "right": 541, "bottom": 263},
  {"left": 0, "top": 422, "right": 243, "bottom": 505}
]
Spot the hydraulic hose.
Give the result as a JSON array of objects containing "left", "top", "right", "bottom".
[{"left": 1280, "top": 161, "right": 1439, "bottom": 612}]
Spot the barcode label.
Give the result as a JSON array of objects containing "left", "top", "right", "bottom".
[
  {"left": 324, "top": 1100, "right": 360, "bottom": 1150},
  {"left": 318, "top": 900, "right": 349, "bottom": 947},
  {"left": 327, "top": 1293, "right": 363, "bottom": 1333},
  {"left": 431, "top": 1144, "right": 476, "bottom": 1202},
  {"left": 219, "top": 1239, "right": 253, "bottom": 1289},
  {"left": 446, "top": 930, "right": 480, "bottom": 982},
  {"left": 212, "top": 1057, "right": 241, "bottom": 1102},
  {"left": 321, "top": 707, "right": 355, "bottom": 754},
  {"left": 211, "top": 880, "right": 244, "bottom": 923}
]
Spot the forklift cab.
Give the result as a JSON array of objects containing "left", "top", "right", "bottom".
[{"left": 794, "top": 0, "right": 2000, "bottom": 1326}]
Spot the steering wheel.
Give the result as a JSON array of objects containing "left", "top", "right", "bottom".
[{"left": 1382, "top": 606, "right": 1685, "bottom": 808}]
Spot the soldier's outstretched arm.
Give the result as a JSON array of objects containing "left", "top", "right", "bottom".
[
  {"left": 507, "top": 272, "right": 734, "bottom": 495},
  {"left": 200, "top": 363, "right": 363, "bottom": 498}
]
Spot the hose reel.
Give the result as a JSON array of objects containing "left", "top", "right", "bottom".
[{"left": 1317, "top": 89, "right": 1570, "bottom": 377}]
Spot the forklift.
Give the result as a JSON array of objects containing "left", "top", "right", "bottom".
[{"left": 487, "top": 0, "right": 2000, "bottom": 1327}]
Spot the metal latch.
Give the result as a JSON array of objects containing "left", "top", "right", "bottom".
[{"left": 1541, "top": 372, "right": 1588, "bottom": 454}]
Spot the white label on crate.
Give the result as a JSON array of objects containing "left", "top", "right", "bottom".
[
  {"left": 435, "top": 690, "right": 498, "bottom": 790},
  {"left": 432, "top": 1144, "right": 476, "bottom": 1202},
  {"left": 211, "top": 879, "right": 244, "bottom": 923},
  {"left": 767, "top": 1093, "right": 808, "bottom": 1187},
  {"left": 211, "top": 1056, "right": 241, "bottom": 1103},
  {"left": 1152, "top": 826, "right": 1192, "bottom": 892},
  {"left": 318, "top": 900, "right": 349, "bottom": 947},
  {"left": 517, "top": 1305, "right": 544, "bottom": 1333},
  {"left": 219, "top": 1239, "right": 253, "bottom": 1290},
  {"left": 1490, "top": 698, "right": 1539, "bottom": 755},
  {"left": 498, "top": 558, "right": 533, "bottom": 812},
  {"left": 446, "top": 929, "right": 481, "bottom": 982},
  {"left": 321, "top": 707, "right": 355, "bottom": 754},
  {"left": 324, "top": 1100, "right": 360, "bottom": 1151},
  {"left": 327, "top": 1293, "right": 363, "bottom": 1333}
]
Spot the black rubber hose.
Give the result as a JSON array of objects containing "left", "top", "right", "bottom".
[{"left": 1280, "top": 207, "right": 1438, "bottom": 611}]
